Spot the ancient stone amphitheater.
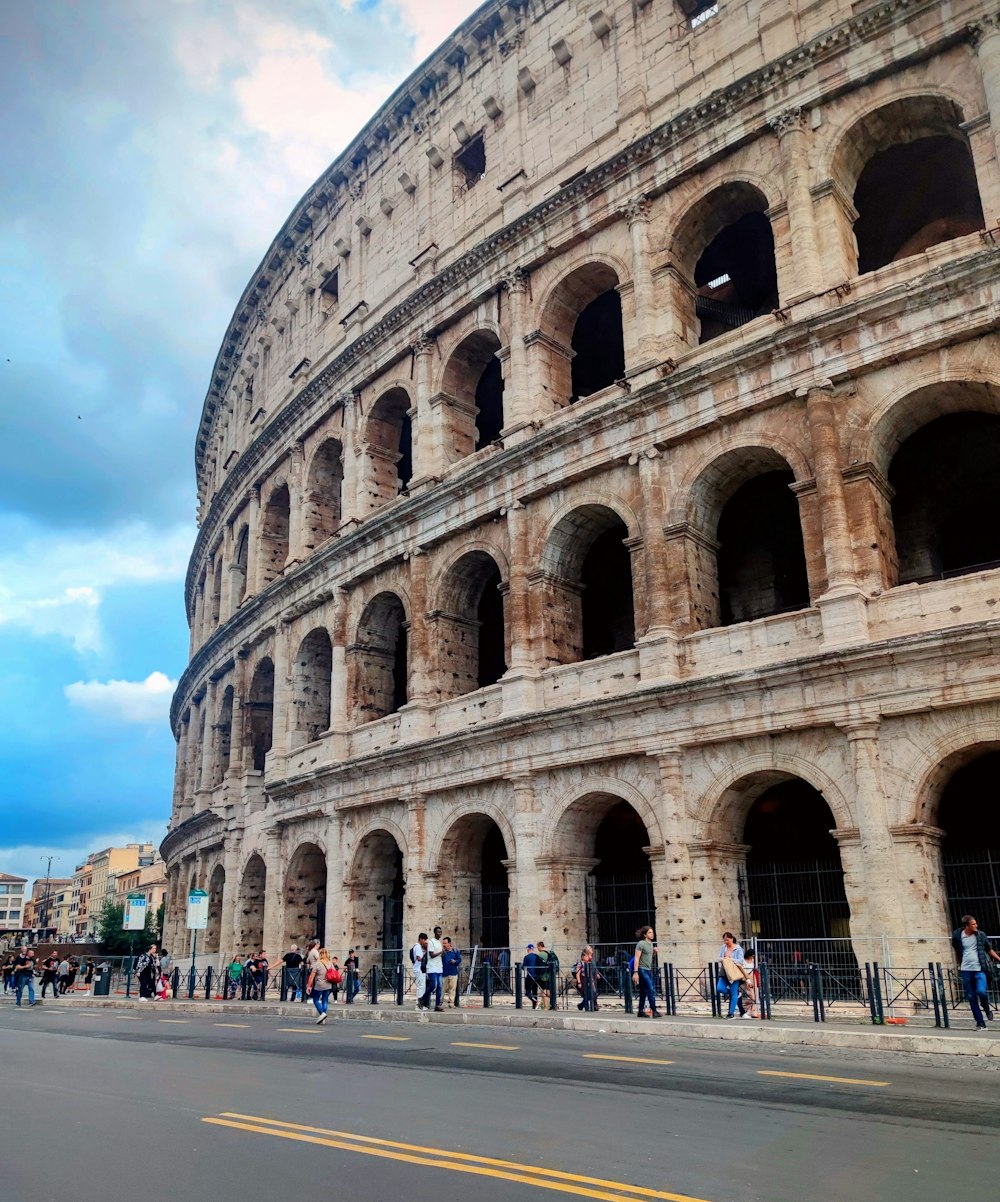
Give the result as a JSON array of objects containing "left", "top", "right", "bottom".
[{"left": 163, "top": 0, "right": 1000, "bottom": 978}]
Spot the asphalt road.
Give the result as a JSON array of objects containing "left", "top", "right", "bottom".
[{"left": 1, "top": 1002, "right": 997, "bottom": 1202}]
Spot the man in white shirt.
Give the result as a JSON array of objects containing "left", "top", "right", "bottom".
[
  {"left": 420, "top": 926, "right": 444, "bottom": 1012},
  {"left": 410, "top": 933, "right": 428, "bottom": 1010}
]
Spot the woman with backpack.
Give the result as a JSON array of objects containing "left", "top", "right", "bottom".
[{"left": 306, "top": 947, "right": 335, "bottom": 1024}]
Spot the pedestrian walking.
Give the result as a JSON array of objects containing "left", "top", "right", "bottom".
[
  {"left": 13, "top": 949, "right": 38, "bottom": 1007},
  {"left": 281, "top": 944, "right": 303, "bottom": 1000},
  {"left": 305, "top": 947, "right": 334, "bottom": 1024},
  {"left": 632, "top": 926, "right": 661, "bottom": 1018},
  {"left": 441, "top": 938, "right": 462, "bottom": 1006},
  {"left": 40, "top": 954, "right": 60, "bottom": 998},
  {"left": 740, "top": 948, "right": 759, "bottom": 1019},
  {"left": 536, "top": 941, "right": 558, "bottom": 1009},
  {"left": 345, "top": 949, "right": 361, "bottom": 1001},
  {"left": 718, "top": 931, "right": 747, "bottom": 1018},
  {"left": 951, "top": 915, "right": 1000, "bottom": 1030},
  {"left": 327, "top": 956, "right": 343, "bottom": 1002},
  {"left": 420, "top": 926, "right": 444, "bottom": 1012},
  {"left": 574, "top": 946, "right": 600, "bottom": 1012},
  {"left": 523, "top": 944, "right": 540, "bottom": 1009},
  {"left": 58, "top": 957, "right": 73, "bottom": 994},
  {"left": 410, "top": 933, "right": 428, "bottom": 1008},
  {"left": 2, "top": 955, "right": 13, "bottom": 995},
  {"left": 136, "top": 945, "right": 160, "bottom": 1000}
]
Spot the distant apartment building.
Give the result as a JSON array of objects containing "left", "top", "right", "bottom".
[
  {"left": 114, "top": 858, "right": 168, "bottom": 929},
  {"left": 23, "top": 878, "right": 73, "bottom": 937},
  {"left": 71, "top": 844, "right": 155, "bottom": 937},
  {"left": 0, "top": 874, "right": 27, "bottom": 931}
]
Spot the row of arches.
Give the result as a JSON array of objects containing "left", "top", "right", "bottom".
[
  {"left": 188, "top": 745, "right": 1000, "bottom": 959},
  {"left": 195, "top": 89, "right": 990, "bottom": 630}
]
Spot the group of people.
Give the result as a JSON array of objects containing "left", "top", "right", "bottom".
[
  {"left": 225, "top": 943, "right": 363, "bottom": 1014},
  {"left": 1, "top": 950, "right": 99, "bottom": 1006}
]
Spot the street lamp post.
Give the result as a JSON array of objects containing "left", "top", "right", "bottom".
[{"left": 39, "top": 855, "right": 58, "bottom": 936}]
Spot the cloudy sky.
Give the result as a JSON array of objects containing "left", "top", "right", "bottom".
[{"left": 1, "top": 0, "right": 481, "bottom": 891}]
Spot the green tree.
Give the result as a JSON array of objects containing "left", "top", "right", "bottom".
[{"left": 97, "top": 901, "right": 156, "bottom": 955}]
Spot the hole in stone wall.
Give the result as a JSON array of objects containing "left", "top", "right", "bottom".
[
  {"left": 234, "top": 524, "right": 249, "bottom": 603},
  {"left": 455, "top": 132, "right": 486, "bottom": 188},
  {"left": 352, "top": 593, "right": 408, "bottom": 723},
  {"left": 367, "top": 390, "right": 413, "bottom": 505}
]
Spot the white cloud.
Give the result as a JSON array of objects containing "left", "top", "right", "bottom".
[
  {"left": 65, "top": 672, "right": 177, "bottom": 725},
  {"left": 0, "top": 521, "right": 193, "bottom": 654},
  {"left": 0, "top": 830, "right": 169, "bottom": 895},
  {"left": 391, "top": 0, "right": 483, "bottom": 61}
]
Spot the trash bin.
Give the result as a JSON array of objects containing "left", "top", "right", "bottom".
[{"left": 92, "top": 966, "right": 112, "bottom": 997}]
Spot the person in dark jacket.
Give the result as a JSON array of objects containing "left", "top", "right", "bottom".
[
  {"left": 522, "top": 944, "right": 540, "bottom": 1009},
  {"left": 952, "top": 915, "right": 1000, "bottom": 1029},
  {"left": 441, "top": 937, "right": 462, "bottom": 1006}
]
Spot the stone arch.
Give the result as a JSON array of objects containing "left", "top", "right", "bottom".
[
  {"left": 259, "top": 483, "right": 290, "bottom": 585},
  {"left": 283, "top": 841, "right": 327, "bottom": 948},
  {"left": 205, "top": 862, "right": 225, "bottom": 954},
  {"left": 237, "top": 852, "right": 266, "bottom": 952},
  {"left": 349, "top": 591, "right": 408, "bottom": 723},
  {"left": 830, "top": 93, "right": 984, "bottom": 276},
  {"left": 303, "top": 438, "right": 344, "bottom": 553},
  {"left": 668, "top": 178, "right": 779, "bottom": 345},
  {"left": 212, "top": 685, "right": 234, "bottom": 785},
  {"left": 536, "top": 256, "right": 628, "bottom": 406},
  {"left": 293, "top": 627, "right": 333, "bottom": 742},
  {"left": 439, "top": 328, "right": 505, "bottom": 458},
  {"left": 348, "top": 827, "right": 406, "bottom": 954},
  {"left": 365, "top": 386, "right": 413, "bottom": 509},
  {"left": 245, "top": 655, "right": 274, "bottom": 772},
  {"left": 675, "top": 443, "right": 811, "bottom": 629},
  {"left": 537, "top": 501, "right": 638, "bottom": 665},
  {"left": 434, "top": 811, "right": 512, "bottom": 949},
  {"left": 433, "top": 548, "right": 508, "bottom": 698}
]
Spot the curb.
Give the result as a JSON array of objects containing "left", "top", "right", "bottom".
[{"left": 18, "top": 996, "right": 1000, "bottom": 1057}]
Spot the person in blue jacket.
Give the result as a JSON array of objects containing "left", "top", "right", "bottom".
[{"left": 441, "top": 937, "right": 462, "bottom": 1006}]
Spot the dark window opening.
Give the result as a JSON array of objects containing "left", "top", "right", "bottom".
[
  {"left": 397, "top": 412, "right": 413, "bottom": 491},
  {"left": 694, "top": 211, "right": 778, "bottom": 344},
  {"left": 581, "top": 522, "right": 635, "bottom": 658},
  {"left": 854, "top": 136, "right": 984, "bottom": 275},
  {"left": 321, "top": 269, "right": 339, "bottom": 302},
  {"left": 392, "top": 623, "right": 408, "bottom": 712},
  {"left": 588, "top": 801, "right": 654, "bottom": 949},
  {"left": 477, "top": 567, "right": 506, "bottom": 688},
  {"left": 455, "top": 133, "right": 486, "bottom": 188},
  {"left": 247, "top": 659, "right": 275, "bottom": 772},
  {"left": 890, "top": 413, "right": 1000, "bottom": 584},
  {"left": 473, "top": 822, "right": 510, "bottom": 950},
  {"left": 571, "top": 289, "right": 625, "bottom": 401},
  {"left": 260, "top": 484, "right": 290, "bottom": 585},
  {"left": 717, "top": 471, "right": 809, "bottom": 624},
  {"left": 474, "top": 357, "right": 505, "bottom": 448},
  {"left": 939, "top": 751, "right": 1000, "bottom": 933}
]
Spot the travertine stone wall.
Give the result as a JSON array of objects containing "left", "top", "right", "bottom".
[{"left": 164, "top": 0, "right": 1000, "bottom": 973}]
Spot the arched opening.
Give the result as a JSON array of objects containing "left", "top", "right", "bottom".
[
  {"left": 440, "top": 331, "right": 505, "bottom": 460},
  {"left": 238, "top": 854, "right": 266, "bottom": 952},
  {"left": 840, "top": 97, "right": 985, "bottom": 275},
  {"left": 234, "top": 524, "right": 249, "bottom": 604},
  {"left": 588, "top": 800, "right": 654, "bottom": 951},
  {"left": 246, "top": 657, "right": 274, "bottom": 772},
  {"left": 540, "top": 262, "right": 625, "bottom": 407},
  {"left": 303, "top": 439, "right": 344, "bottom": 553},
  {"left": 540, "top": 505, "right": 635, "bottom": 665},
  {"left": 205, "top": 864, "right": 225, "bottom": 954},
  {"left": 293, "top": 628, "right": 333, "bottom": 742},
  {"left": 741, "top": 779, "right": 850, "bottom": 940},
  {"left": 438, "top": 814, "right": 510, "bottom": 950},
  {"left": 350, "top": 830, "right": 405, "bottom": 957},
  {"left": 350, "top": 593, "right": 408, "bottom": 723},
  {"left": 436, "top": 551, "right": 507, "bottom": 699},
  {"left": 937, "top": 750, "right": 1000, "bottom": 933},
  {"left": 717, "top": 471, "right": 810, "bottom": 623},
  {"left": 259, "top": 484, "right": 290, "bottom": 585},
  {"left": 365, "top": 388, "right": 413, "bottom": 508},
  {"left": 213, "top": 686, "right": 233, "bottom": 785},
  {"left": 889, "top": 413, "right": 1000, "bottom": 584},
  {"left": 283, "top": 843, "right": 327, "bottom": 948},
  {"left": 676, "top": 183, "right": 777, "bottom": 345}
]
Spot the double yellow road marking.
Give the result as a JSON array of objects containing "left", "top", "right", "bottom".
[
  {"left": 757, "top": 1070, "right": 890, "bottom": 1087},
  {"left": 202, "top": 1112, "right": 713, "bottom": 1202}
]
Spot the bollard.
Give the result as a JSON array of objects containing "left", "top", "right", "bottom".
[
  {"left": 758, "top": 960, "right": 772, "bottom": 1020},
  {"left": 395, "top": 962, "right": 404, "bottom": 1007},
  {"left": 454, "top": 966, "right": 462, "bottom": 1008},
  {"left": 483, "top": 966, "right": 492, "bottom": 1008},
  {"left": 240, "top": 969, "right": 249, "bottom": 1001},
  {"left": 871, "top": 961, "right": 885, "bottom": 1024},
  {"left": 346, "top": 968, "right": 354, "bottom": 1004},
  {"left": 187, "top": 965, "right": 196, "bottom": 1000},
  {"left": 369, "top": 965, "right": 378, "bottom": 1006},
  {"left": 548, "top": 960, "right": 558, "bottom": 1011},
  {"left": 928, "top": 961, "right": 942, "bottom": 1027},
  {"left": 623, "top": 965, "right": 633, "bottom": 1014},
  {"left": 171, "top": 966, "right": 180, "bottom": 999},
  {"left": 514, "top": 962, "right": 523, "bottom": 1010},
  {"left": 708, "top": 963, "right": 721, "bottom": 1018},
  {"left": 205, "top": 966, "right": 214, "bottom": 1001},
  {"left": 935, "top": 962, "right": 950, "bottom": 1029}
]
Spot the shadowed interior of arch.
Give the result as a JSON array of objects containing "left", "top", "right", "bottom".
[
  {"left": 246, "top": 658, "right": 275, "bottom": 772},
  {"left": 349, "top": 830, "right": 405, "bottom": 956},
  {"left": 937, "top": 750, "right": 1000, "bottom": 933},
  {"left": 438, "top": 814, "right": 510, "bottom": 950},
  {"left": 238, "top": 854, "right": 266, "bottom": 951},
  {"left": 284, "top": 843, "right": 327, "bottom": 948}
]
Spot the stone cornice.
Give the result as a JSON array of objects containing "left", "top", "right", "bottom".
[{"left": 192, "top": 0, "right": 957, "bottom": 496}]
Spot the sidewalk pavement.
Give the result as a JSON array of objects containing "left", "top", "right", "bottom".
[{"left": 6, "top": 993, "right": 1000, "bottom": 1057}]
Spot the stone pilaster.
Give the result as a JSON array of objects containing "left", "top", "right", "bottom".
[
  {"left": 508, "top": 774, "right": 542, "bottom": 951},
  {"left": 500, "top": 268, "right": 532, "bottom": 437},
  {"left": 971, "top": 17, "right": 1000, "bottom": 225},
  {"left": 622, "top": 196, "right": 659, "bottom": 374},
  {"left": 286, "top": 440, "right": 305, "bottom": 564},
  {"left": 217, "top": 836, "right": 242, "bottom": 962},
  {"left": 261, "top": 826, "right": 284, "bottom": 959},
  {"left": 409, "top": 334, "right": 439, "bottom": 485},
  {"left": 770, "top": 107, "right": 823, "bottom": 298},
  {"left": 634, "top": 450, "right": 681, "bottom": 679}
]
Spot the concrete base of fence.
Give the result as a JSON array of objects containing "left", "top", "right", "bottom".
[{"left": 15, "top": 994, "right": 1000, "bottom": 1057}]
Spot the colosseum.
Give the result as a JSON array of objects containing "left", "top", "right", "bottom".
[{"left": 163, "top": 0, "right": 1000, "bottom": 983}]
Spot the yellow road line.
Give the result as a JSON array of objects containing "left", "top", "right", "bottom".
[
  {"left": 361, "top": 1034, "right": 411, "bottom": 1041},
  {"left": 159, "top": 1019, "right": 189, "bottom": 1024},
  {"left": 583, "top": 1053, "right": 674, "bottom": 1066},
  {"left": 757, "top": 1070, "right": 890, "bottom": 1087},
  {"left": 213, "top": 1112, "right": 710, "bottom": 1202},
  {"left": 204, "top": 1114, "right": 712, "bottom": 1202},
  {"left": 451, "top": 1041, "right": 520, "bottom": 1051},
  {"left": 114, "top": 1015, "right": 140, "bottom": 1020},
  {"left": 277, "top": 1027, "right": 322, "bottom": 1034},
  {"left": 214, "top": 1023, "right": 251, "bottom": 1029}
]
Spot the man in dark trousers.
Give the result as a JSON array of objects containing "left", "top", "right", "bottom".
[
  {"left": 522, "top": 943, "right": 540, "bottom": 1009},
  {"left": 952, "top": 915, "right": 1000, "bottom": 1030},
  {"left": 13, "top": 949, "right": 38, "bottom": 1007}
]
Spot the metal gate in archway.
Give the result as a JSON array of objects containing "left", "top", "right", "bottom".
[
  {"left": 942, "top": 848, "right": 1000, "bottom": 933},
  {"left": 381, "top": 895, "right": 404, "bottom": 966},
  {"left": 469, "top": 884, "right": 510, "bottom": 950},
  {"left": 585, "top": 873, "right": 655, "bottom": 951}
]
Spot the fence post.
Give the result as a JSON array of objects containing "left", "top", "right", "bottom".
[
  {"left": 548, "top": 960, "right": 558, "bottom": 1011},
  {"left": 454, "top": 966, "right": 462, "bottom": 1008},
  {"left": 927, "top": 962, "right": 942, "bottom": 1028},
  {"left": 935, "top": 962, "right": 950, "bottom": 1029},
  {"left": 623, "top": 965, "right": 633, "bottom": 1014},
  {"left": 708, "top": 963, "right": 720, "bottom": 1018},
  {"left": 346, "top": 968, "right": 354, "bottom": 1004},
  {"left": 666, "top": 963, "right": 678, "bottom": 1017},
  {"left": 187, "top": 963, "right": 196, "bottom": 1000},
  {"left": 514, "top": 962, "right": 523, "bottom": 1010},
  {"left": 871, "top": 961, "right": 885, "bottom": 1024},
  {"left": 395, "top": 962, "right": 404, "bottom": 1007},
  {"left": 171, "top": 966, "right": 180, "bottom": 999},
  {"left": 483, "top": 964, "right": 492, "bottom": 1008},
  {"left": 759, "top": 960, "right": 772, "bottom": 1020},
  {"left": 205, "top": 966, "right": 213, "bottom": 1001},
  {"left": 369, "top": 965, "right": 378, "bottom": 1005}
]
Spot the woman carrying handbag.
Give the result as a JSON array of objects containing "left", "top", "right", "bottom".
[
  {"left": 718, "top": 931, "right": 747, "bottom": 1019},
  {"left": 306, "top": 947, "right": 335, "bottom": 1024}
]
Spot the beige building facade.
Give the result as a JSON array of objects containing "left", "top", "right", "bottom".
[{"left": 163, "top": 0, "right": 1000, "bottom": 975}]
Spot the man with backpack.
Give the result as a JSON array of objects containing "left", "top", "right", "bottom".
[
  {"left": 410, "top": 933, "right": 428, "bottom": 1009},
  {"left": 536, "top": 941, "right": 559, "bottom": 1010},
  {"left": 523, "top": 944, "right": 540, "bottom": 1009}
]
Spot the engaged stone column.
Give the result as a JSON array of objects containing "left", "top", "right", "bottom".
[
  {"left": 218, "top": 837, "right": 241, "bottom": 961},
  {"left": 245, "top": 486, "right": 262, "bottom": 597},
  {"left": 623, "top": 196, "right": 659, "bottom": 373},
  {"left": 285, "top": 440, "right": 305, "bottom": 565},
  {"left": 405, "top": 796, "right": 432, "bottom": 934},
  {"left": 406, "top": 549, "right": 433, "bottom": 707},
  {"left": 409, "top": 334, "right": 439, "bottom": 484},
  {"left": 500, "top": 268, "right": 532, "bottom": 435},
  {"left": 770, "top": 108, "right": 823, "bottom": 298},
  {"left": 509, "top": 775, "right": 542, "bottom": 951},
  {"left": 972, "top": 16, "right": 1000, "bottom": 222},
  {"left": 635, "top": 450, "right": 682, "bottom": 680},
  {"left": 262, "top": 826, "right": 285, "bottom": 960},
  {"left": 650, "top": 749, "right": 695, "bottom": 951},
  {"left": 800, "top": 381, "right": 857, "bottom": 594}
]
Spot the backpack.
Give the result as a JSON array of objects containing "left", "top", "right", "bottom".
[
  {"left": 326, "top": 966, "right": 342, "bottom": 984},
  {"left": 547, "top": 951, "right": 560, "bottom": 974},
  {"left": 409, "top": 946, "right": 417, "bottom": 964}
]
